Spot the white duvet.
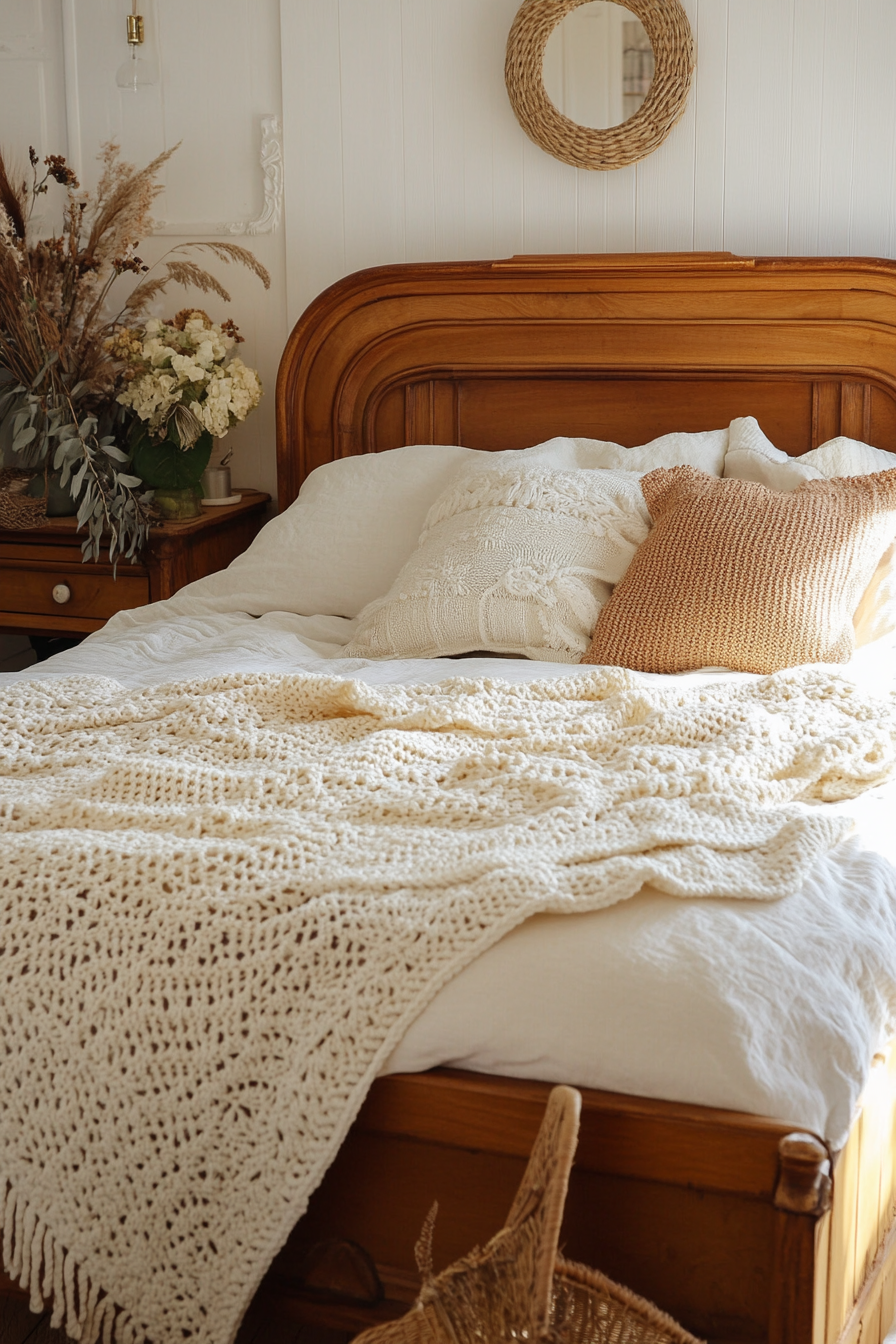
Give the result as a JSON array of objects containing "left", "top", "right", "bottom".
[{"left": 7, "top": 598, "right": 896, "bottom": 1150}]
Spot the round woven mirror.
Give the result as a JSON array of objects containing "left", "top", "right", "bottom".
[{"left": 505, "top": 0, "right": 695, "bottom": 170}]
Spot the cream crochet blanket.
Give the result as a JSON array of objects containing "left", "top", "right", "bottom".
[{"left": 1, "top": 667, "right": 895, "bottom": 1344}]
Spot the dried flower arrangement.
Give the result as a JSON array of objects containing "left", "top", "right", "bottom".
[
  {"left": 108, "top": 308, "right": 262, "bottom": 512},
  {"left": 0, "top": 142, "right": 270, "bottom": 560}
]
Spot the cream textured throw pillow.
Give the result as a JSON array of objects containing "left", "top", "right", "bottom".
[
  {"left": 345, "top": 466, "right": 651, "bottom": 662},
  {"left": 583, "top": 465, "right": 896, "bottom": 674}
]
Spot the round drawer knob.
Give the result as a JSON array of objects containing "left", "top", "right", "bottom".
[{"left": 52, "top": 583, "right": 72, "bottom": 605}]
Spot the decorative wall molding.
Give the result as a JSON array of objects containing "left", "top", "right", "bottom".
[
  {"left": 154, "top": 115, "right": 284, "bottom": 237},
  {"left": 232, "top": 114, "right": 283, "bottom": 235}
]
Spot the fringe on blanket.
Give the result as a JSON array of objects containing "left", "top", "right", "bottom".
[{"left": 2, "top": 1180, "right": 146, "bottom": 1344}]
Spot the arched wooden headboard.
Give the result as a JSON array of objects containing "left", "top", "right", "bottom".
[{"left": 276, "top": 252, "right": 896, "bottom": 509}]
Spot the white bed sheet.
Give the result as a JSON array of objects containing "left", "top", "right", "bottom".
[{"left": 6, "top": 605, "right": 896, "bottom": 1148}]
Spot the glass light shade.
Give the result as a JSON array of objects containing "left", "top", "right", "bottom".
[{"left": 116, "top": 46, "right": 158, "bottom": 90}]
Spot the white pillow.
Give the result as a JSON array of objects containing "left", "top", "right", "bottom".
[
  {"left": 344, "top": 466, "right": 651, "bottom": 662},
  {"left": 498, "top": 429, "right": 729, "bottom": 475},
  {"left": 725, "top": 417, "right": 896, "bottom": 646},
  {"left": 125, "top": 430, "right": 728, "bottom": 624},
  {"left": 250, "top": 444, "right": 479, "bottom": 618},
  {"left": 724, "top": 416, "right": 896, "bottom": 487}
]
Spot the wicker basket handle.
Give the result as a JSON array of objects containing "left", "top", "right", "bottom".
[{"left": 502, "top": 1085, "right": 582, "bottom": 1329}]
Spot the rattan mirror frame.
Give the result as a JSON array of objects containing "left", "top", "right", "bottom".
[{"left": 505, "top": 0, "right": 695, "bottom": 170}]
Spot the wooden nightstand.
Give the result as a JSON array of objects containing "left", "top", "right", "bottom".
[{"left": 0, "top": 489, "right": 271, "bottom": 639}]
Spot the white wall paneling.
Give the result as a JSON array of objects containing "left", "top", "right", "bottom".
[
  {"left": 0, "top": 0, "right": 68, "bottom": 164},
  {"left": 340, "top": 1, "right": 405, "bottom": 271},
  {"left": 149, "top": 115, "right": 284, "bottom": 238},
  {"left": 399, "top": 0, "right": 437, "bottom": 261},
  {"left": 691, "top": 0, "right": 727, "bottom": 252},
  {"left": 60, "top": 0, "right": 82, "bottom": 174},
  {"left": 60, "top": 0, "right": 284, "bottom": 233},
  {"left": 852, "top": 1, "right": 896, "bottom": 259},
  {"left": 279, "top": 0, "right": 346, "bottom": 334},
  {"left": 4, "top": 0, "right": 896, "bottom": 501},
  {"left": 816, "top": 0, "right": 858, "bottom": 256},
  {"left": 280, "top": 0, "right": 896, "bottom": 327}
]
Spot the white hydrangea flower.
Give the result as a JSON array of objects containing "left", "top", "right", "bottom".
[
  {"left": 144, "top": 337, "right": 177, "bottom": 368},
  {"left": 116, "top": 314, "right": 263, "bottom": 441},
  {"left": 169, "top": 353, "right": 208, "bottom": 384}
]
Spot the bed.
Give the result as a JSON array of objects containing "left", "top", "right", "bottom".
[
  {"left": 2, "top": 251, "right": 896, "bottom": 1344},
  {"left": 264, "top": 251, "right": 896, "bottom": 1344}
]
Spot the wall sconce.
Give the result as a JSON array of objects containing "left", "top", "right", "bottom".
[{"left": 116, "top": 1, "right": 158, "bottom": 90}]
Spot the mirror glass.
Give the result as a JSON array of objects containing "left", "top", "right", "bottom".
[{"left": 543, "top": 2, "right": 655, "bottom": 130}]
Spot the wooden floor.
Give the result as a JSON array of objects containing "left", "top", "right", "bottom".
[{"left": 0, "top": 1294, "right": 352, "bottom": 1344}]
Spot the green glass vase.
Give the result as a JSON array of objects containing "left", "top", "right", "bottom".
[
  {"left": 152, "top": 484, "right": 203, "bottom": 520},
  {"left": 129, "top": 422, "right": 213, "bottom": 521}
]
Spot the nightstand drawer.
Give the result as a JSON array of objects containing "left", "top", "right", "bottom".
[
  {"left": 0, "top": 563, "right": 150, "bottom": 623},
  {"left": 0, "top": 490, "right": 270, "bottom": 638}
]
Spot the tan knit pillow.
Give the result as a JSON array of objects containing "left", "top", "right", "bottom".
[{"left": 583, "top": 466, "right": 896, "bottom": 674}]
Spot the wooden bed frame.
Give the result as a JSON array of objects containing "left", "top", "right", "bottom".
[
  {"left": 5, "top": 254, "right": 896, "bottom": 1343},
  {"left": 270, "top": 253, "right": 896, "bottom": 1344}
]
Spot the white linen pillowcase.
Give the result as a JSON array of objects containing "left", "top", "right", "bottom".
[
  {"left": 229, "top": 428, "right": 724, "bottom": 620},
  {"left": 724, "top": 415, "right": 896, "bottom": 487},
  {"left": 724, "top": 417, "right": 896, "bottom": 645},
  {"left": 187, "top": 444, "right": 477, "bottom": 620},
  {"left": 100, "top": 429, "right": 727, "bottom": 631},
  {"left": 344, "top": 465, "right": 652, "bottom": 662},
  {"left": 499, "top": 428, "right": 729, "bottom": 476}
]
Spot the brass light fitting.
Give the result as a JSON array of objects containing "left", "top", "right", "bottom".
[{"left": 116, "top": 2, "right": 156, "bottom": 88}]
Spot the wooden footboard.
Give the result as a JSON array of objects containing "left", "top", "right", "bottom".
[
  {"left": 3, "top": 1060, "right": 896, "bottom": 1341},
  {"left": 258, "top": 1063, "right": 896, "bottom": 1344}
]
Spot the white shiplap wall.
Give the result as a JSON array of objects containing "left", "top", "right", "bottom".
[
  {"left": 281, "top": 0, "right": 896, "bottom": 322},
  {"left": 2, "top": 0, "right": 895, "bottom": 670},
  {"left": 4, "top": 0, "right": 896, "bottom": 481}
]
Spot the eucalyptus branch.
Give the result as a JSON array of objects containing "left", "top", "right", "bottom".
[{"left": 53, "top": 380, "right": 153, "bottom": 566}]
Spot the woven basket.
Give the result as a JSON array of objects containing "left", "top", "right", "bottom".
[
  {"left": 0, "top": 467, "right": 47, "bottom": 530},
  {"left": 352, "top": 1086, "right": 703, "bottom": 1344}
]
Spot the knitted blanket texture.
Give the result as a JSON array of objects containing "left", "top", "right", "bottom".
[{"left": 1, "top": 667, "right": 895, "bottom": 1344}]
